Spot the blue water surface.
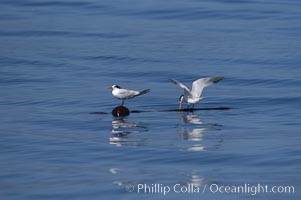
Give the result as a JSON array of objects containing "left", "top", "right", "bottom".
[{"left": 0, "top": 0, "right": 300, "bottom": 199}]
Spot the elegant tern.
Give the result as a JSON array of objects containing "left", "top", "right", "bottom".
[
  {"left": 170, "top": 77, "right": 224, "bottom": 109},
  {"left": 107, "top": 85, "right": 150, "bottom": 106}
]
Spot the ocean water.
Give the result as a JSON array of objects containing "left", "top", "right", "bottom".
[{"left": 0, "top": 0, "right": 300, "bottom": 199}]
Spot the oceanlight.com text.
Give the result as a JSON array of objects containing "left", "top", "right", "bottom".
[{"left": 125, "top": 183, "right": 295, "bottom": 196}]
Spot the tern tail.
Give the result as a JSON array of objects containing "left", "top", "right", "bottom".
[{"left": 136, "top": 89, "right": 150, "bottom": 96}]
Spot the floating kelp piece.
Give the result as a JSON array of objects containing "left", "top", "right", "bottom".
[
  {"left": 130, "top": 110, "right": 141, "bottom": 113},
  {"left": 112, "top": 105, "right": 130, "bottom": 117},
  {"left": 130, "top": 110, "right": 150, "bottom": 113},
  {"left": 197, "top": 107, "right": 231, "bottom": 110},
  {"left": 161, "top": 107, "right": 231, "bottom": 112},
  {"left": 90, "top": 107, "right": 230, "bottom": 115},
  {"left": 90, "top": 111, "right": 108, "bottom": 114}
]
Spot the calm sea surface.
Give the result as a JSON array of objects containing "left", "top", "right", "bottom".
[{"left": 1, "top": 0, "right": 300, "bottom": 199}]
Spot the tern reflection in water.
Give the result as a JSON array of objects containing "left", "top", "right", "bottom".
[
  {"left": 177, "top": 111, "right": 223, "bottom": 151},
  {"left": 109, "top": 118, "right": 148, "bottom": 147},
  {"left": 184, "top": 171, "right": 208, "bottom": 188}
]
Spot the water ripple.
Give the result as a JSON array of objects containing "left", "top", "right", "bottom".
[
  {"left": 228, "top": 77, "right": 301, "bottom": 87},
  {"left": 112, "top": 3, "right": 290, "bottom": 21},
  {"left": 0, "top": 0, "right": 101, "bottom": 9},
  {"left": 0, "top": 31, "right": 131, "bottom": 39},
  {"left": 0, "top": 56, "right": 57, "bottom": 66},
  {"left": 85, "top": 55, "right": 165, "bottom": 64}
]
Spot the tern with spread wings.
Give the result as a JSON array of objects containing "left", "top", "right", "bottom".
[{"left": 170, "top": 77, "right": 224, "bottom": 109}]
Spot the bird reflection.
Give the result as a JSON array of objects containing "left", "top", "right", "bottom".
[
  {"left": 186, "top": 172, "right": 206, "bottom": 188},
  {"left": 180, "top": 127, "right": 206, "bottom": 141},
  {"left": 178, "top": 111, "right": 206, "bottom": 140},
  {"left": 109, "top": 118, "right": 148, "bottom": 147},
  {"left": 180, "top": 113, "right": 204, "bottom": 125},
  {"left": 177, "top": 111, "right": 223, "bottom": 151},
  {"left": 109, "top": 167, "right": 127, "bottom": 187}
]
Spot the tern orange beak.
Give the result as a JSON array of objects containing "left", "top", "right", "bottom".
[{"left": 106, "top": 86, "right": 113, "bottom": 90}]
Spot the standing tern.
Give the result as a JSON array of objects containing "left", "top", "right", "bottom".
[
  {"left": 170, "top": 77, "right": 224, "bottom": 109},
  {"left": 107, "top": 85, "right": 150, "bottom": 106}
]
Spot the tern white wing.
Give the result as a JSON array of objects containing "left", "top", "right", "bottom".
[
  {"left": 191, "top": 77, "right": 224, "bottom": 98},
  {"left": 113, "top": 89, "right": 139, "bottom": 100},
  {"left": 170, "top": 79, "right": 192, "bottom": 98},
  {"left": 113, "top": 88, "right": 150, "bottom": 100}
]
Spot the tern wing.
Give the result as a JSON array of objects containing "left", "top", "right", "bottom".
[
  {"left": 170, "top": 79, "right": 192, "bottom": 98},
  {"left": 117, "top": 89, "right": 139, "bottom": 99},
  {"left": 191, "top": 77, "right": 224, "bottom": 98}
]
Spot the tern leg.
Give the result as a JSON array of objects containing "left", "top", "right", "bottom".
[{"left": 121, "top": 100, "right": 124, "bottom": 106}]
